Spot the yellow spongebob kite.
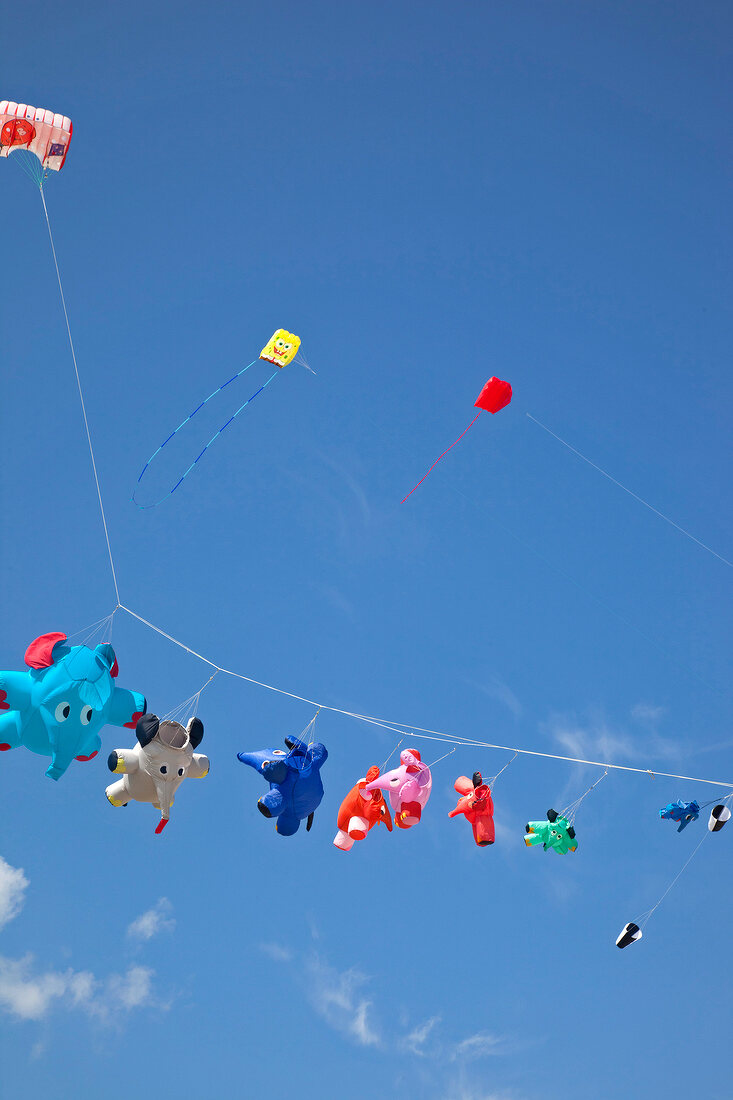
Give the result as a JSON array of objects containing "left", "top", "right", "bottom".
[
  {"left": 133, "top": 327, "right": 305, "bottom": 508},
  {"left": 260, "top": 329, "right": 301, "bottom": 368}
]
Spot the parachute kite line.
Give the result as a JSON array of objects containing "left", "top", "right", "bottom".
[
  {"left": 402, "top": 377, "right": 512, "bottom": 503},
  {"left": 132, "top": 329, "right": 301, "bottom": 508}
]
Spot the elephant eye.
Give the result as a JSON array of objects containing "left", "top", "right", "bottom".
[
  {"left": 178, "top": 768, "right": 184, "bottom": 776},
  {"left": 160, "top": 765, "right": 167, "bottom": 774},
  {"left": 80, "top": 706, "right": 93, "bottom": 726},
  {"left": 272, "top": 750, "right": 286, "bottom": 756},
  {"left": 55, "top": 702, "right": 71, "bottom": 722}
]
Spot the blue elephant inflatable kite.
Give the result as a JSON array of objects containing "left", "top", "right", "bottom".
[
  {"left": 237, "top": 735, "right": 327, "bottom": 836},
  {"left": 0, "top": 632, "right": 147, "bottom": 780},
  {"left": 660, "top": 799, "right": 700, "bottom": 833}
]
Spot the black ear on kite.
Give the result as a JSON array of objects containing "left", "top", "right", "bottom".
[
  {"left": 187, "top": 717, "right": 204, "bottom": 749},
  {"left": 136, "top": 713, "right": 160, "bottom": 747}
]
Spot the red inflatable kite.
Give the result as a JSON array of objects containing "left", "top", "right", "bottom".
[
  {"left": 449, "top": 771, "right": 495, "bottom": 846},
  {"left": 333, "top": 765, "right": 393, "bottom": 851},
  {"left": 402, "top": 377, "right": 512, "bottom": 502}
]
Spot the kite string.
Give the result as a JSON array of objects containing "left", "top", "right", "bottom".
[
  {"left": 563, "top": 768, "right": 608, "bottom": 825},
  {"left": 133, "top": 367, "right": 279, "bottom": 509},
  {"left": 428, "top": 746, "right": 457, "bottom": 768},
  {"left": 526, "top": 413, "right": 732, "bottom": 569},
  {"left": 116, "top": 604, "right": 733, "bottom": 790},
  {"left": 486, "top": 750, "right": 519, "bottom": 787},
  {"left": 639, "top": 828, "right": 711, "bottom": 929},
  {"left": 402, "top": 412, "right": 482, "bottom": 504},
  {"left": 39, "top": 186, "right": 121, "bottom": 606}
]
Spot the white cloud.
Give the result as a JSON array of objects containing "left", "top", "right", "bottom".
[
  {"left": 451, "top": 1031, "right": 505, "bottom": 1061},
  {"left": 106, "top": 966, "right": 154, "bottom": 1010},
  {"left": 403, "top": 1015, "right": 441, "bottom": 1055},
  {"left": 0, "top": 860, "right": 163, "bottom": 1028},
  {"left": 0, "top": 857, "right": 29, "bottom": 931},
  {"left": 0, "top": 954, "right": 158, "bottom": 1024},
  {"left": 127, "top": 898, "right": 175, "bottom": 941},
  {"left": 260, "top": 942, "right": 293, "bottom": 963},
  {"left": 306, "top": 955, "right": 381, "bottom": 1047}
]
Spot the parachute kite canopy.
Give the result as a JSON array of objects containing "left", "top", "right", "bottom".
[
  {"left": 474, "top": 377, "right": 513, "bottom": 414},
  {"left": 0, "top": 101, "right": 72, "bottom": 171},
  {"left": 402, "top": 376, "right": 512, "bottom": 502},
  {"left": 660, "top": 799, "right": 700, "bottom": 833},
  {"left": 524, "top": 808, "right": 577, "bottom": 854}
]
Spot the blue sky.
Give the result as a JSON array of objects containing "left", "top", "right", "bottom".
[{"left": 1, "top": 1, "right": 732, "bottom": 1097}]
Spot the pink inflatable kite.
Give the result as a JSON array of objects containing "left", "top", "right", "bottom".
[{"left": 364, "top": 748, "right": 432, "bottom": 829}]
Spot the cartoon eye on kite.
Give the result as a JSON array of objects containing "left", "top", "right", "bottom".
[
  {"left": 80, "top": 706, "right": 93, "bottom": 725},
  {"left": 55, "top": 702, "right": 71, "bottom": 722},
  {"left": 402, "top": 377, "right": 512, "bottom": 502},
  {"left": 1, "top": 101, "right": 72, "bottom": 186},
  {"left": 131, "top": 328, "right": 303, "bottom": 508}
]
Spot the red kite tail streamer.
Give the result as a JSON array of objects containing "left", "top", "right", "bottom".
[{"left": 401, "top": 412, "right": 482, "bottom": 504}]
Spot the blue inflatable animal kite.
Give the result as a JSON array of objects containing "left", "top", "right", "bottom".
[
  {"left": 237, "top": 735, "right": 327, "bottom": 836},
  {"left": 0, "top": 632, "right": 147, "bottom": 780},
  {"left": 660, "top": 799, "right": 700, "bottom": 832}
]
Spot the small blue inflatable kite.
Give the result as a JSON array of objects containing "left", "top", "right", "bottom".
[
  {"left": 0, "top": 632, "right": 146, "bottom": 780},
  {"left": 237, "top": 734, "right": 327, "bottom": 836},
  {"left": 660, "top": 799, "right": 701, "bottom": 833}
]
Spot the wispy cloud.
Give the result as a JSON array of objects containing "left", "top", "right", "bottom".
[
  {"left": 451, "top": 1031, "right": 506, "bottom": 1061},
  {"left": 543, "top": 707, "right": 680, "bottom": 798},
  {"left": 306, "top": 955, "right": 381, "bottom": 1048},
  {"left": 260, "top": 942, "right": 293, "bottom": 963},
  {"left": 468, "top": 675, "right": 523, "bottom": 720},
  {"left": 127, "top": 898, "right": 175, "bottom": 941},
  {"left": 403, "top": 1014, "right": 441, "bottom": 1055},
  {"left": 0, "top": 857, "right": 28, "bottom": 931}
]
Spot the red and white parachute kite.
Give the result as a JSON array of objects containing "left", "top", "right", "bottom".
[{"left": 0, "top": 101, "right": 72, "bottom": 172}]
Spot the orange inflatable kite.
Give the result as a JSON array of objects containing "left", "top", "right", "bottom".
[{"left": 333, "top": 765, "right": 393, "bottom": 851}]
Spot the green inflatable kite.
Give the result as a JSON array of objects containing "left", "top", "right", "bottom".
[{"left": 524, "top": 808, "right": 577, "bottom": 854}]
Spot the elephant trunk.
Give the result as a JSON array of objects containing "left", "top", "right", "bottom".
[
  {"left": 44, "top": 726, "right": 79, "bottom": 782},
  {"left": 153, "top": 778, "right": 175, "bottom": 833}
]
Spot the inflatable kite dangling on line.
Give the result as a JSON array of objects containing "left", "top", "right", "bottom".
[
  {"left": 449, "top": 771, "right": 495, "bottom": 846},
  {"left": 333, "top": 765, "right": 393, "bottom": 851},
  {"left": 364, "top": 748, "right": 432, "bottom": 830},
  {"left": 402, "top": 377, "right": 512, "bottom": 503},
  {"left": 132, "top": 328, "right": 302, "bottom": 508},
  {"left": 524, "top": 809, "right": 577, "bottom": 854},
  {"left": 106, "top": 713, "right": 210, "bottom": 834},
  {"left": 237, "top": 731, "right": 327, "bottom": 837},
  {"left": 659, "top": 799, "right": 700, "bottom": 833},
  {"left": 0, "top": 632, "right": 146, "bottom": 780}
]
